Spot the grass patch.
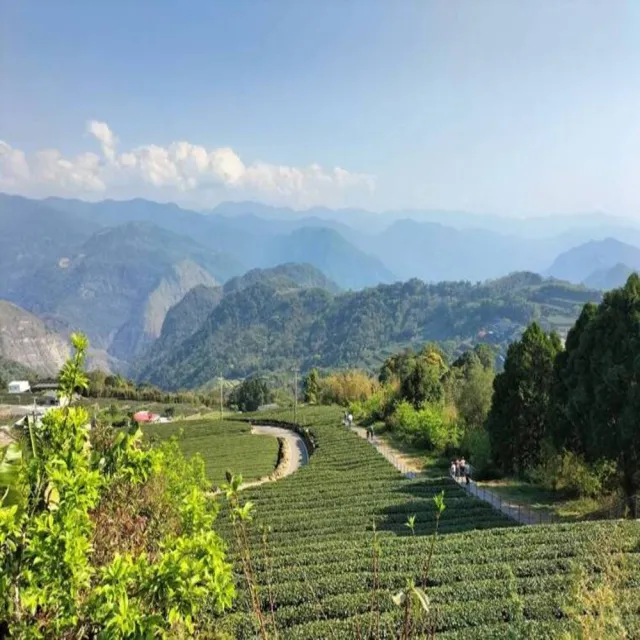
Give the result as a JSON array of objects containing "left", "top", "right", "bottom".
[{"left": 477, "top": 478, "right": 610, "bottom": 521}]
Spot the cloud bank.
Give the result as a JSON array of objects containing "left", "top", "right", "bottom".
[{"left": 0, "top": 121, "right": 375, "bottom": 207}]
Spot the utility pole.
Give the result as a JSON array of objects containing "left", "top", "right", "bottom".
[
  {"left": 293, "top": 367, "right": 298, "bottom": 424},
  {"left": 219, "top": 376, "right": 224, "bottom": 421}
]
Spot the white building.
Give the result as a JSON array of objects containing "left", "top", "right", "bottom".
[{"left": 8, "top": 380, "right": 30, "bottom": 394}]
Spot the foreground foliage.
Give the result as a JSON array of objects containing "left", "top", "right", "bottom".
[{"left": 0, "top": 334, "right": 235, "bottom": 638}]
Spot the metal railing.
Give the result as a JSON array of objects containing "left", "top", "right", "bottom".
[
  {"left": 452, "top": 473, "right": 639, "bottom": 526},
  {"left": 354, "top": 425, "right": 639, "bottom": 525}
]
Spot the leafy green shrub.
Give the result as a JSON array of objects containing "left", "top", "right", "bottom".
[
  {"left": 349, "top": 383, "right": 397, "bottom": 424},
  {"left": 388, "top": 400, "right": 458, "bottom": 451},
  {"left": 0, "top": 334, "right": 235, "bottom": 637},
  {"left": 529, "top": 444, "right": 617, "bottom": 498}
]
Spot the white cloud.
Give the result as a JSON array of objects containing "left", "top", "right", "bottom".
[
  {"left": 87, "top": 120, "right": 117, "bottom": 162},
  {"left": 0, "top": 121, "right": 375, "bottom": 207}
]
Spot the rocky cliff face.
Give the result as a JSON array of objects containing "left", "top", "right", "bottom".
[
  {"left": 107, "top": 259, "right": 219, "bottom": 363},
  {"left": 0, "top": 301, "right": 70, "bottom": 377}
]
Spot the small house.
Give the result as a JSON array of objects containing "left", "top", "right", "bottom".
[
  {"left": 133, "top": 411, "right": 161, "bottom": 424},
  {"left": 8, "top": 381, "right": 30, "bottom": 394}
]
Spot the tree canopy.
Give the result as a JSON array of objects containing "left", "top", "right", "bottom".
[
  {"left": 551, "top": 274, "right": 640, "bottom": 505},
  {"left": 486, "top": 323, "right": 562, "bottom": 474},
  {"left": 229, "top": 377, "right": 273, "bottom": 412}
]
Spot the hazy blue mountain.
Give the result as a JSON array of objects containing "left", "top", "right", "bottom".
[
  {"left": 266, "top": 227, "right": 396, "bottom": 289},
  {"left": 359, "top": 220, "right": 553, "bottom": 282},
  {"left": 137, "top": 272, "right": 601, "bottom": 390},
  {"left": 8, "top": 193, "right": 640, "bottom": 292},
  {"left": 14, "top": 222, "right": 244, "bottom": 364},
  {"left": 210, "top": 200, "right": 640, "bottom": 238},
  {"left": 0, "top": 193, "right": 101, "bottom": 299},
  {"left": 546, "top": 238, "right": 640, "bottom": 284},
  {"left": 583, "top": 263, "right": 636, "bottom": 291}
]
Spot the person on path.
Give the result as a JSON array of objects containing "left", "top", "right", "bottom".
[
  {"left": 450, "top": 461, "right": 456, "bottom": 478},
  {"left": 348, "top": 413, "right": 353, "bottom": 427},
  {"left": 464, "top": 461, "right": 471, "bottom": 485}
]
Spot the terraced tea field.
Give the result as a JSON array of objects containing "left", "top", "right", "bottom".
[
  {"left": 144, "top": 418, "right": 280, "bottom": 486},
  {"left": 215, "top": 407, "right": 640, "bottom": 639}
]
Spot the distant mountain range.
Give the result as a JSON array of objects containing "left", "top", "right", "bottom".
[
  {"left": 1, "top": 192, "right": 637, "bottom": 378},
  {"left": 208, "top": 200, "right": 640, "bottom": 239},
  {"left": 546, "top": 238, "right": 640, "bottom": 289},
  {"left": 136, "top": 271, "right": 603, "bottom": 390},
  {"left": 583, "top": 263, "right": 635, "bottom": 291}
]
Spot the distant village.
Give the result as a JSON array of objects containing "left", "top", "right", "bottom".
[{"left": 0, "top": 378, "right": 172, "bottom": 444}]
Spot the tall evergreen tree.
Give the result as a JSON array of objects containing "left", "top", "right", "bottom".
[
  {"left": 486, "top": 322, "right": 562, "bottom": 474},
  {"left": 555, "top": 275, "right": 640, "bottom": 512},
  {"left": 549, "top": 302, "right": 598, "bottom": 451},
  {"left": 302, "top": 368, "right": 320, "bottom": 404}
]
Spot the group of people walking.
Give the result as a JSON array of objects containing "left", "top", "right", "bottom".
[
  {"left": 343, "top": 412, "right": 375, "bottom": 440},
  {"left": 451, "top": 458, "right": 471, "bottom": 485}
]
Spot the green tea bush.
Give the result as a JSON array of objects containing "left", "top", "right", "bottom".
[{"left": 216, "top": 406, "right": 639, "bottom": 639}]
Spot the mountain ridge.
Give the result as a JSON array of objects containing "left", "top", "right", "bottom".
[
  {"left": 546, "top": 238, "right": 640, "bottom": 284},
  {"left": 136, "top": 272, "right": 602, "bottom": 390}
]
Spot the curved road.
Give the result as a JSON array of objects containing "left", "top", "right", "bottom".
[{"left": 240, "top": 425, "right": 309, "bottom": 489}]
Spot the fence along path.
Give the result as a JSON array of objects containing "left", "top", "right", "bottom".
[
  {"left": 352, "top": 422, "right": 639, "bottom": 526},
  {"left": 351, "top": 424, "right": 550, "bottom": 525},
  {"left": 452, "top": 474, "right": 551, "bottom": 525}
]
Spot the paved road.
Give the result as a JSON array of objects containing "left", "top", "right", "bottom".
[
  {"left": 453, "top": 476, "right": 551, "bottom": 525},
  {"left": 252, "top": 425, "right": 309, "bottom": 475},
  {"left": 238, "top": 425, "right": 310, "bottom": 490}
]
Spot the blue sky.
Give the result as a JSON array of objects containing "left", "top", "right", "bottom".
[{"left": 1, "top": 1, "right": 640, "bottom": 215}]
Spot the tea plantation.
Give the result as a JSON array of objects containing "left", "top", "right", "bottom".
[
  {"left": 144, "top": 418, "right": 280, "bottom": 486},
  {"left": 212, "top": 407, "right": 640, "bottom": 638}
]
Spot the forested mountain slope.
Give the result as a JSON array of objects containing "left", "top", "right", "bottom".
[
  {"left": 223, "top": 263, "right": 341, "bottom": 296},
  {"left": 134, "top": 264, "right": 340, "bottom": 382},
  {"left": 137, "top": 272, "right": 601, "bottom": 389}
]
